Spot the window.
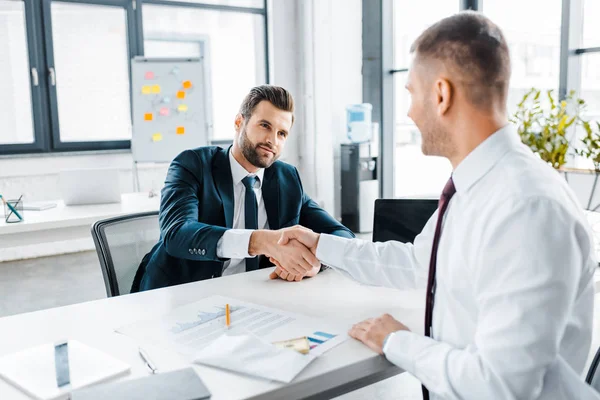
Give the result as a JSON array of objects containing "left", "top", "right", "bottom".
[
  {"left": 142, "top": 4, "right": 267, "bottom": 140},
  {"left": 581, "top": 53, "right": 600, "bottom": 124},
  {"left": 582, "top": 0, "right": 600, "bottom": 48},
  {"left": 0, "top": 0, "right": 35, "bottom": 145},
  {"left": 156, "top": 0, "right": 263, "bottom": 7},
  {"left": 49, "top": 2, "right": 132, "bottom": 143},
  {"left": 0, "top": 0, "right": 268, "bottom": 155},
  {"left": 482, "top": 0, "right": 563, "bottom": 114},
  {"left": 391, "top": 0, "right": 457, "bottom": 197}
]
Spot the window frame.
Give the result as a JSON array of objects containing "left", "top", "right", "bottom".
[
  {"left": 372, "top": 0, "right": 599, "bottom": 197},
  {"left": 0, "top": 0, "right": 269, "bottom": 155}
]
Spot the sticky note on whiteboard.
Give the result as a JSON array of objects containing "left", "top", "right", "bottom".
[
  {"left": 182, "top": 80, "right": 192, "bottom": 89},
  {"left": 141, "top": 86, "right": 151, "bottom": 95},
  {"left": 159, "top": 107, "right": 170, "bottom": 116},
  {"left": 176, "top": 126, "right": 185, "bottom": 135},
  {"left": 177, "top": 104, "right": 188, "bottom": 112},
  {"left": 144, "top": 113, "right": 153, "bottom": 121},
  {"left": 151, "top": 85, "right": 161, "bottom": 94},
  {"left": 152, "top": 133, "right": 163, "bottom": 142},
  {"left": 176, "top": 91, "right": 185, "bottom": 99},
  {"left": 145, "top": 71, "right": 155, "bottom": 80}
]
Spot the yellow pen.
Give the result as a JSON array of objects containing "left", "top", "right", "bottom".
[{"left": 225, "top": 304, "right": 231, "bottom": 329}]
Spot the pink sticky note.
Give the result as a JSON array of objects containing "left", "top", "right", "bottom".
[
  {"left": 145, "top": 71, "right": 155, "bottom": 80},
  {"left": 159, "top": 107, "right": 170, "bottom": 117}
]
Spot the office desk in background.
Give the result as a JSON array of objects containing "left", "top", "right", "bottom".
[
  {"left": 0, "top": 268, "right": 425, "bottom": 400},
  {"left": 0, "top": 193, "right": 160, "bottom": 262}
]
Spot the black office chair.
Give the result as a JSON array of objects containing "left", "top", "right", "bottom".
[
  {"left": 372, "top": 199, "right": 438, "bottom": 243},
  {"left": 91, "top": 212, "right": 160, "bottom": 297},
  {"left": 587, "top": 346, "right": 600, "bottom": 392}
]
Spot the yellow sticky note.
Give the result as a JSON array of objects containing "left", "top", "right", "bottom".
[
  {"left": 152, "top": 133, "right": 163, "bottom": 142},
  {"left": 176, "top": 91, "right": 186, "bottom": 99},
  {"left": 182, "top": 80, "right": 192, "bottom": 89},
  {"left": 144, "top": 113, "right": 153, "bottom": 121},
  {"left": 141, "top": 85, "right": 151, "bottom": 95},
  {"left": 176, "top": 126, "right": 185, "bottom": 135},
  {"left": 151, "top": 84, "right": 161, "bottom": 94},
  {"left": 177, "top": 104, "right": 188, "bottom": 112}
]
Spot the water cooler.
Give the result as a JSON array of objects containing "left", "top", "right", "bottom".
[{"left": 341, "top": 142, "right": 379, "bottom": 233}]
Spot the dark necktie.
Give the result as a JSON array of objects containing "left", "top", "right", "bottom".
[
  {"left": 242, "top": 175, "right": 260, "bottom": 272},
  {"left": 422, "top": 177, "right": 456, "bottom": 400}
]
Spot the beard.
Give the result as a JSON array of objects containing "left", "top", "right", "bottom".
[
  {"left": 238, "top": 128, "right": 279, "bottom": 169},
  {"left": 419, "top": 105, "right": 453, "bottom": 158}
]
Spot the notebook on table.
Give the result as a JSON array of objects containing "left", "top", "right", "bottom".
[{"left": 0, "top": 340, "right": 130, "bottom": 400}]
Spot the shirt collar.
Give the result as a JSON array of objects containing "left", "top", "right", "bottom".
[
  {"left": 452, "top": 124, "right": 521, "bottom": 193},
  {"left": 228, "top": 149, "right": 265, "bottom": 188}
]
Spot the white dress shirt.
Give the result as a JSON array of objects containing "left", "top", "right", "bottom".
[
  {"left": 317, "top": 125, "right": 599, "bottom": 399},
  {"left": 216, "top": 150, "right": 269, "bottom": 276}
]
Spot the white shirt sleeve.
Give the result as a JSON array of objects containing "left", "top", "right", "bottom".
[
  {"left": 315, "top": 212, "right": 437, "bottom": 290},
  {"left": 216, "top": 229, "right": 255, "bottom": 259},
  {"left": 382, "top": 197, "right": 597, "bottom": 400}
]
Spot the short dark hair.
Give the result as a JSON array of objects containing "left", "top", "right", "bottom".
[
  {"left": 410, "top": 11, "right": 511, "bottom": 109},
  {"left": 239, "top": 85, "right": 295, "bottom": 124}
]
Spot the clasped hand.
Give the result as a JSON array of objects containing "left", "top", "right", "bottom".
[{"left": 266, "top": 226, "right": 322, "bottom": 282}]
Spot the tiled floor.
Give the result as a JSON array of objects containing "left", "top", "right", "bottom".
[{"left": 0, "top": 251, "right": 598, "bottom": 399}]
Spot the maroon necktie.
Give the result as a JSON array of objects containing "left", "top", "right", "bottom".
[{"left": 422, "top": 177, "right": 456, "bottom": 400}]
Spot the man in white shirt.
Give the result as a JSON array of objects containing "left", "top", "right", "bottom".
[{"left": 271, "top": 11, "right": 599, "bottom": 399}]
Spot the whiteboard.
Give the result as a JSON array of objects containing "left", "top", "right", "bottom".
[{"left": 131, "top": 57, "right": 208, "bottom": 163}]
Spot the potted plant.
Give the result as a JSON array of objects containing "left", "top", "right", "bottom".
[
  {"left": 511, "top": 88, "right": 600, "bottom": 210},
  {"left": 575, "top": 120, "right": 600, "bottom": 211}
]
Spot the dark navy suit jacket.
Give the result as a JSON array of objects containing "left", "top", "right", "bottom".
[{"left": 132, "top": 146, "right": 354, "bottom": 292}]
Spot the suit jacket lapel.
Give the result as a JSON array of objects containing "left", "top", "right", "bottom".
[
  {"left": 262, "top": 167, "right": 280, "bottom": 230},
  {"left": 213, "top": 146, "right": 234, "bottom": 228}
]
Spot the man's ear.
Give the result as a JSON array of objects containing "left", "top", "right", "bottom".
[
  {"left": 234, "top": 114, "right": 244, "bottom": 133},
  {"left": 435, "top": 78, "right": 453, "bottom": 116}
]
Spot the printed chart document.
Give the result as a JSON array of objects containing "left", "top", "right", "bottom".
[{"left": 117, "top": 295, "right": 349, "bottom": 382}]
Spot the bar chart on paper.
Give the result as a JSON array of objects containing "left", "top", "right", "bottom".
[{"left": 117, "top": 295, "right": 349, "bottom": 358}]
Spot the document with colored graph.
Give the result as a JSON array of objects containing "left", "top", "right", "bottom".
[{"left": 116, "top": 295, "right": 349, "bottom": 381}]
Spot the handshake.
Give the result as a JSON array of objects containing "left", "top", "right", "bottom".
[{"left": 248, "top": 226, "right": 322, "bottom": 282}]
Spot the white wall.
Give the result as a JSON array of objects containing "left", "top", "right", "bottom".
[
  {"left": 294, "top": 0, "right": 363, "bottom": 217},
  {"left": 0, "top": 0, "right": 363, "bottom": 220}
]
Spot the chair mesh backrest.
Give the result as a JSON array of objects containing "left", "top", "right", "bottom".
[{"left": 98, "top": 213, "right": 160, "bottom": 296}]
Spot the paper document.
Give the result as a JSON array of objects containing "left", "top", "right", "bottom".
[{"left": 117, "top": 295, "right": 349, "bottom": 381}]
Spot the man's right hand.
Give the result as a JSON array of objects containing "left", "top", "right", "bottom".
[
  {"left": 248, "top": 229, "right": 319, "bottom": 275},
  {"left": 277, "top": 226, "right": 321, "bottom": 253}
]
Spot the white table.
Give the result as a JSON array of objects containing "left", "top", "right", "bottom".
[
  {"left": 0, "top": 193, "right": 160, "bottom": 262},
  {"left": 0, "top": 268, "right": 425, "bottom": 400}
]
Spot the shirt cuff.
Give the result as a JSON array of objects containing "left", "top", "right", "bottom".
[
  {"left": 216, "top": 229, "right": 255, "bottom": 259},
  {"left": 383, "top": 330, "right": 441, "bottom": 375},
  {"left": 315, "top": 234, "right": 351, "bottom": 269}
]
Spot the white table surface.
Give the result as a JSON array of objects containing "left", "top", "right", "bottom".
[
  {"left": 0, "top": 193, "right": 160, "bottom": 235},
  {"left": 0, "top": 268, "right": 425, "bottom": 400}
]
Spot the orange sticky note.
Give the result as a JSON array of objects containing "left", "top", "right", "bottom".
[
  {"left": 152, "top": 133, "right": 162, "bottom": 142},
  {"left": 182, "top": 80, "right": 192, "bottom": 89},
  {"left": 176, "top": 126, "right": 185, "bottom": 135},
  {"left": 141, "top": 85, "right": 151, "bottom": 95},
  {"left": 177, "top": 104, "right": 188, "bottom": 112},
  {"left": 144, "top": 113, "right": 153, "bottom": 121},
  {"left": 151, "top": 84, "right": 161, "bottom": 94},
  {"left": 176, "top": 91, "right": 185, "bottom": 99}
]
